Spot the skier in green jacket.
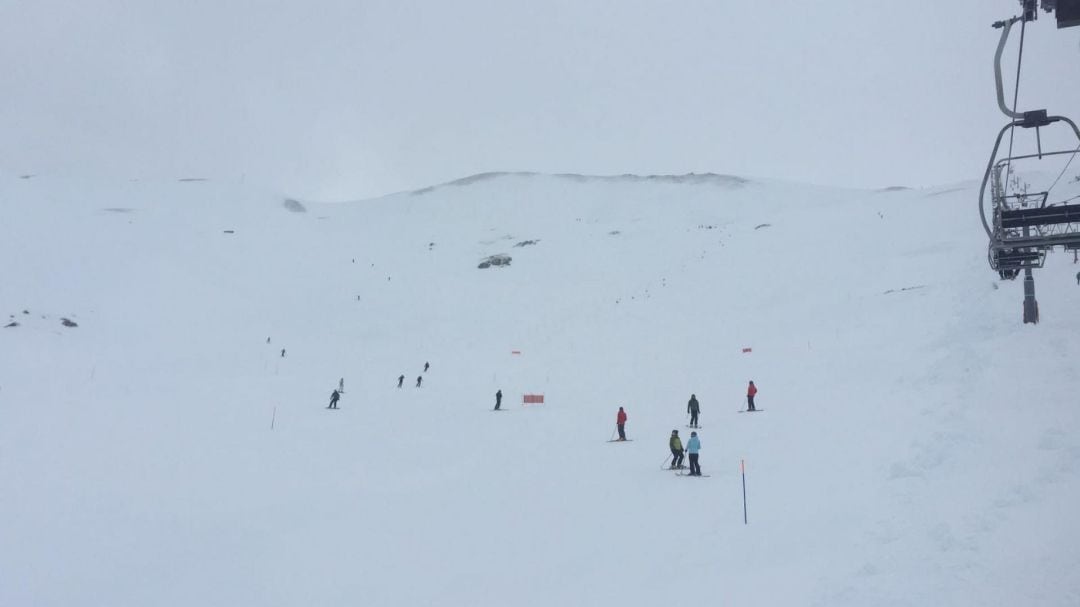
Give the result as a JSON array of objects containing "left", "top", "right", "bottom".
[{"left": 669, "top": 430, "right": 685, "bottom": 469}]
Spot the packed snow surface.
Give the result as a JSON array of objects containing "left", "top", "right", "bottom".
[{"left": 2, "top": 172, "right": 1080, "bottom": 606}]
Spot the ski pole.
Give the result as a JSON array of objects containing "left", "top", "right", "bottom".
[{"left": 610, "top": 427, "right": 617, "bottom": 441}]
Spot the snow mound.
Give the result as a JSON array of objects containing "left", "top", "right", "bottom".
[{"left": 410, "top": 171, "right": 750, "bottom": 195}]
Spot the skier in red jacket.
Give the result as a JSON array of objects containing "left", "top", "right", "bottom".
[
  {"left": 747, "top": 381, "right": 758, "bottom": 411},
  {"left": 616, "top": 407, "right": 628, "bottom": 441}
]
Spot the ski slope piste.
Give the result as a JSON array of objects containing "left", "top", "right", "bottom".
[{"left": 2, "top": 170, "right": 1080, "bottom": 606}]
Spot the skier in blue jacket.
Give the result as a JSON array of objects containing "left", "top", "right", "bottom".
[{"left": 686, "top": 432, "right": 702, "bottom": 476}]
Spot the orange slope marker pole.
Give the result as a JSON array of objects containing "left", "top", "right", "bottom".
[{"left": 741, "top": 459, "right": 748, "bottom": 525}]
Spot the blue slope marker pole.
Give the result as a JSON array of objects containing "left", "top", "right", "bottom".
[{"left": 741, "top": 459, "right": 748, "bottom": 525}]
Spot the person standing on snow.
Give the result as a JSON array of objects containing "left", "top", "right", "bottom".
[
  {"left": 328, "top": 389, "right": 340, "bottom": 409},
  {"left": 669, "top": 430, "right": 685, "bottom": 469},
  {"left": 416, "top": 375, "right": 423, "bottom": 388},
  {"left": 494, "top": 389, "right": 503, "bottom": 410},
  {"left": 338, "top": 378, "right": 344, "bottom": 392},
  {"left": 747, "top": 381, "right": 758, "bottom": 411},
  {"left": 687, "top": 394, "right": 700, "bottom": 428},
  {"left": 397, "top": 374, "right": 405, "bottom": 388},
  {"left": 1076, "top": 270, "right": 1080, "bottom": 285},
  {"left": 686, "top": 431, "right": 702, "bottom": 476},
  {"left": 424, "top": 362, "right": 430, "bottom": 372},
  {"left": 616, "top": 406, "right": 628, "bottom": 440}
]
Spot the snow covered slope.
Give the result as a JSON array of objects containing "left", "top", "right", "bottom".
[{"left": 2, "top": 171, "right": 1079, "bottom": 606}]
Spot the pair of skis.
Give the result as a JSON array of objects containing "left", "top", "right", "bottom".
[{"left": 665, "top": 464, "right": 710, "bottom": 477}]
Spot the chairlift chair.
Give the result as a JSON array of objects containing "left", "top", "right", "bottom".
[{"left": 978, "top": 2, "right": 1080, "bottom": 322}]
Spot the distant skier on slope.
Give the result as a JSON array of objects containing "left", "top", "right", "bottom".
[
  {"left": 686, "top": 431, "right": 702, "bottom": 476},
  {"left": 747, "top": 381, "right": 757, "bottom": 411},
  {"left": 669, "top": 430, "right": 685, "bottom": 469},
  {"left": 397, "top": 375, "right": 405, "bottom": 388},
  {"left": 616, "top": 406, "right": 628, "bottom": 440},
  {"left": 424, "top": 362, "right": 430, "bottom": 372},
  {"left": 416, "top": 375, "right": 423, "bottom": 388},
  {"left": 687, "top": 394, "right": 700, "bottom": 428},
  {"left": 328, "top": 389, "right": 340, "bottom": 409},
  {"left": 338, "top": 378, "right": 345, "bottom": 392},
  {"left": 281, "top": 349, "right": 286, "bottom": 358},
  {"left": 1076, "top": 270, "right": 1079, "bottom": 285},
  {"left": 494, "top": 389, "right": 502, "bottom": 410}
]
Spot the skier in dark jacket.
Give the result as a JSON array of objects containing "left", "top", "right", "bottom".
[
  {"left": 616, "top": 406, "right": 628, "bottom": 440},
  {"left": 747, "top": 381, "right": 757, "bottom": 411},
  {"left": 328, "top": 389, "right": 340, "bottom": 409},
  {"left": 397, "top": 374, "right": 404, "bottom": 388},
  {"left": 669, "top": 430, "right": 685, "bottom": 469},
  {"left": 424, "top": 362, "right": 430, "bottom": 372},
  {"left": 687, "top": 394, "right": 700, "bottom": 428},
  {"left": 494, "top": 389, "right": 503, "bottom": 410},
  {"left": 416, "top": 375, "right": 423, "bottom": 388}
]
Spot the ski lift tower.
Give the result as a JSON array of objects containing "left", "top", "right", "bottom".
[{"left": 980, "top": 0, "right": 1080, "bottom": 323}]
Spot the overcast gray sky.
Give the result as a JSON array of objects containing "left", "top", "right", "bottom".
[{"left": 1, "top": 1, "right": 1078, "bottom": 199}]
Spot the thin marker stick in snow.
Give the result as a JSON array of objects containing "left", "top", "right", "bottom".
[
  {"left": 741, "top": 459, "right": 748, "bottom": 525},
  {"left": 271, "top": 406, "right": 276, "bottom": 430}
]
